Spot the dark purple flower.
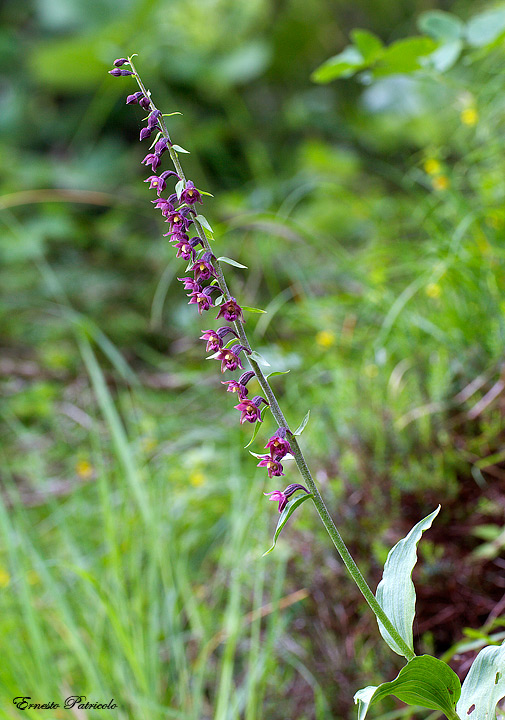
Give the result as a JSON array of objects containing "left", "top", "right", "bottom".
[
  {"left": 165, "top": 209, "right": 190, "bottom": 232},
  {"left": 126, "top": 91, "right": 144, "bottom": 105},
  {"left": 141, "top": 153, "right": 162, "bottom": 171},
  {"left": 180, "top": 181, "right": 203, "bottom": 205},
  {"left": 188, "top": 285, "right": 219, "bottom": 315},
  {"left": 200, "top": 326, "right": 237, "bottom": 352},
  {"left": 174, "top": 237, "right": 200, "bottom": 261},
  {"left": 153, "top": 197, "right": 175, "bottom": 216},
  {"left": 221, "top": 380, "right": 248, "bottom": 399},
  {"left": 265, "top": 430, "right": 291, "bottom": 460},
  {"left": 140, "top": 127, "right": 153, "bottom": 141},
  {"left": 113, "top": 58, "right": 129, "bottom": 67},
  {"left": 109, "top": 68, "right": 134, "bottom": 76},
  {"left": 190, "top": 251, "right": 217, "bottom": 282},
  {"left": 215, "top": 344, "right": 250, "bottom": 373},
  {"left": 147, "top": 109, "right": 162, "bottom": 129},
  {"left": 178, "top": 276, "right": 200, "bottom": 292},
  {"left": 264, "top": 483, "right": 310, "bottom": 512},
  {"left": 257, "top": 456, "right": 285, "bottom": 479},
  {"left": 216, "top": 297, "right": 244, "bottom": 323},
  {"left": 155, "top": 138, "right": 171, "bottom": 155},
  {"left": 139, "top": 96, "right": 151, "bottom": 109},
  {"left": 221, "top": 370, "right": 255, "bottom": 399},
  {"left": 234, "top": 395, "right": 268, "bottom": 424}
]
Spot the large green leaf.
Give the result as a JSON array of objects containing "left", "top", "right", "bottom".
[
  {"left": 376, "top": 507, "right": 440, "bottom": 657},
  {"left": 456, "top": 643, "right": 505, "bottom": 720},
  {"left": 466, "top": 8, "right": 505, "bottom": 47},
  {"left": 417, "top": 11, "right": 465, "bottom": 41},
  {"left": 350, "top": 29, "right": 384, "bottom": 62},
  {"left": 311, "top": 46, "right": 365, "bottom": 83},
  {"left": 263, "top": 492, "right": 313, "bottom": 556},
  {"left": 354, "top": 655, "right": 461, "bottom": 720},
  {"left": 375, "top": 37, "right": 437, "bottom": 76}
]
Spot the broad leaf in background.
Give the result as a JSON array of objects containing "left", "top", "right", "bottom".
[
  {"left": 354, "top": 655, "right": 461, "bottom": 720},
  {"left": 456, "top": 643, "right": 505, "bottom": 720},
  {"left": 466, "top": 7, "right": 505, "bottom": 48},
  {"left": 263, "top": 492, "right": 313, "bottom": 556},
  {"left": 375, "top": 506, "right": 440, "bottom": 657}
]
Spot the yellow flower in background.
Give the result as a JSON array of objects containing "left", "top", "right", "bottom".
[
  {"left": 0, "top": 567, "right": 10, "bottom": 588},
  {"left": 461, "top": 107, "right": 478, "bottom": 126},
  {"left": 76, "top": 459, "right": 94, "bottom": 480},
  {"left": 316, "top": 330, "right": 336, "bottom": 348},
  {"left": 424, "top": 158, "right": 441, "bottom": 176},
  {"left": 189, "top": 470, "right": 205, "bottom": 487},
  {"left": 425, "top": 283, "right": 442, "bottom": 299},
  {"left": 432, "top": 175, "right": 450, "bottom": 191},
  {"left": 364, "top": 364, "right": 378, "bottom": 378},
  {"left": 27, "top": 570, "right": 40, "bottom": 585}
]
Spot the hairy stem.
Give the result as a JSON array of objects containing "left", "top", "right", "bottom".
[{"left": 128, "top": 57, "right": 416, "bottom": 663}]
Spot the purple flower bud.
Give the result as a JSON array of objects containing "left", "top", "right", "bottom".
[
  {"left": 234, "top": 395, "right": 268, "bottom": 424},
  {"left": 126, "top": 91, "right": 144, "bottom": 105},
  {"left": 140, "top": 127, "right": 153, "bottom": 141},
  {"left": 180, "top": 181, "right": 203, "bottom": 205},
  {"left": 238, "top": 371, "right": 255, "bottom": 386},
  {"left": 264, "top": 483, "right": 310, "bottom": 512},
  {"left": 139, "top": 96, "right": 151, "bottom": 109},
  {"left": 109, "top": 68, "right": 134, "bottom": 76},
  {"left": 265, "top": 432, "right": 292, "bottom": 460},
  {"left": 216, "top": 297, "right": 244, "bottom": 323},
  {"left": 113, "top": 58, "right": 129, "bottom": 66}
]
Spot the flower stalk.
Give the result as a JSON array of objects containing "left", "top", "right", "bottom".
[{"left": 112, "top": 56, "right": 416, "bottom": 663}]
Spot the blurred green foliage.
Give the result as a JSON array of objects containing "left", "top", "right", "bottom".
[{"left": 2, "top": 0, "right": 505, "bottom": 717}]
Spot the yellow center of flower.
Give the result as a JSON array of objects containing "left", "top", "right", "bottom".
[
  {"left": 200, "top": 263, "right": 205, "bottom": 271},
  {"left": 225, "top": 353, "right": 232, "bottom": 360},
  {"left": 188, "top": 189, "right": 194, "bottom": 196},
  {"left": 267, "top": 462, "right": 273, "bottom": 469},
  {"left": 173, "top": 215, "right": 180, "bottom": 222}
]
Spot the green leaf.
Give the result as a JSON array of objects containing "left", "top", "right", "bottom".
[
  {"left": 293, "top": 410, "right": 310, "bottom": 436},
  {"left": 354, "top": 655, "right": 461, "bottom": 720},
  {"left": 249, "top": 350, "right": 270, "bottom": 367},
  {"left": 175, "top": 179, "right": 185, "bottom": 201},
  {"left": 216, "top": 256, "right": 248, "bottom": 269},
  {"left": 466, "top": 8, "right": 505, "bottom": 48},
  {"left": 376, "top": 507, "right": 440, "bottom": 657},
  {"left": 311, "top": 46, "right": 365, "bottom": 83},
  {"left": 242, "top": 306, "right": 267, "bottom": 314},
  {"left": 244, "top": 420, "right": 263, "bottom": 449},
  {"left": 375, "top": 37, "right": 437, "bottom": 76},
  {"left": 456, "top": 643, "right": 505, "bottom": 720},
  {"left": 426, "top": 40, "right": 463, "bottom": 73},
  {"left": 195, "top": 214, "right": 213, "bottom": 234},
  {"left": 171, "top": 144, "right": 190, "bottom": 154},
  {"left": 417, "top": 10, "right": 465, "bottom": 41},
  {"left": 263, "top": 492, "right": 313, "bottom": 556},
  {"left": 350, "top": 29, "right": 384, "bottom": 62},
  {"left": 266, "top": 370, "right": 290, "bottom": 379}
]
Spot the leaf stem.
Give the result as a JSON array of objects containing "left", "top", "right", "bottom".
[{"left": 127, "top": 58, "right": 416, "bottom": 663}]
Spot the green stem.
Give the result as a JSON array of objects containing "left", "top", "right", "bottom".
[{"left": 127, "top": 58, "right": 416, "bottom": 663}]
